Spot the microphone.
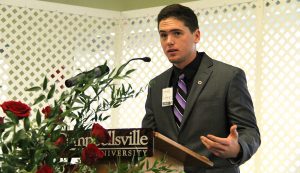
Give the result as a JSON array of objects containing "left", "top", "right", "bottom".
[
  {"left": 65, "top": 64, "right": 110, "bottom": 88},
  {"left": 131, "top": 57, "right": 151, "bottom": 62},
  {"left": 116, "top": 57, "right": 151, "bottom": 74}
]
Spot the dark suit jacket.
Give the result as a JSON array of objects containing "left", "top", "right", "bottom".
[{"left": 142, "top": 53, "right": 260, "bottom": 173}]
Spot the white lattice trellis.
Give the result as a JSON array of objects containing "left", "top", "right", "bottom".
[{"left": 0, "top": 0, "right": 120, "bottom": 127}]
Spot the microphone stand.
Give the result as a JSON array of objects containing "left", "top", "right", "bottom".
[
  {"left": 74, "top": 57, "right": 151, "bottom": 122},
  {"left": 94, "top": 57, "right": 151, "bottom": 100}
]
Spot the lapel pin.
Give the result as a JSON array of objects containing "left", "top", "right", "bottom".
[{"left": 198, "top": 81, "right": 202, "bottom": 85}]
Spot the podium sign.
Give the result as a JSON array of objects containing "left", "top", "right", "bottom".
[
  {"left": 68, "top": 128, "right": 153, "bottom": 159},
  {"left": 99, "top": 128, "right": 153, "bottom": 158}
]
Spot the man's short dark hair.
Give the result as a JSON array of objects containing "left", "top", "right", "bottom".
[{"left": 157, "top": 4, "right": 199, "bottom": 32}]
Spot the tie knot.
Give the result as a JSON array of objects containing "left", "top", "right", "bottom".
[{"left": 179, "top": 74, "right": 185, "bottom": 80}]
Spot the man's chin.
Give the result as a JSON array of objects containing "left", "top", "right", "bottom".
[
  {"left": 168, "top": 58, "right": 181, "bottom": 64},
  {"left": 167, "top": 56, "right": 179, "bottom": 63}
]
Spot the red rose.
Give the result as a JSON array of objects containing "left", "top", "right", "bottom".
[
  {"left": 42, "top": 105, "right": 63, "bottom": 119},
  {"left": 0, "top": 101, "right": 31, "bottom": 118},
  {"left": 91, "top": 123, "right": 111, "bottom": 143},
  {"left": 54, "top": 134, "right": 66, "bottom": 146},
  {"left": 81, "top": 143, "right": 105, "bottom": 166},
  {"left": 36, "top": 164, "right": 54, "bottom": 173},
  {"left": 41, "top": 106, "right": 52, "bottom": 118}
]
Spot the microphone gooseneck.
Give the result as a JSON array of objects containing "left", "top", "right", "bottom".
[{"left": 65, "top": 57, "right": 151, "bottom": 88}]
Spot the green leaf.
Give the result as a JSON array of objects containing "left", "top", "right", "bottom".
[
  {"left": 116, "top": 63, "right": 128, "bottom": 76},
  {"left": 102, "top": 115, "right": 110, "bottom": 121},
  {"left": 134, "top": 87, "right": 144, "bottom": 97},
  {"left": 73, "top": 98, "right": 84, "bottom": 104},
  {"left": 60, "top": 107, "right": 81, "bottom": 117},
  {"left": 64, "top": 112, "right": 79, "bottom": 119},
  {"left": 25, "top": 86, "right": 41, "bottom": 92},
  {"left": 81, "top": 80, "right": 93, "bottom": 92},
  {"left": 125, "top": 69, "right": 136, "bottom": 76},
  {"left": 113, "top": 103, "right": 121, "bottom": 108},
  {"left": 108, "top": 69, "right": 116, "bottom": 78},
  {"left": 34, "top": 149, "right": 43, "bottom": 163},
  {"left": 24, "top": 117, "right": 30, "bottom": 131},
  {"left": 5, "top": 111, "right": 18, "bottom": 124},
  {"left": 34, "top": 94, "right": 46, "bottom": 105},
  {"left": 38, "top": 126, "right": 47, "bottom": 135},
  {"left": 49, "top": 130, "right": 60, "bottom": 141},
  {"left": 2, "top": 131, "right": 11, "bottom": 140},
  {"left": 45, "top": 141, "right": 57, "bottom": 150},
  {"left": 1, "top": 164, "right": 16, "bottom": 173},
  {"left": 36, "top": 110, "right": 41, "bottom": 126},
  {"left": 60, "top": 90, "right": 70, "bottom": 99},
  {"left": 6, "top": 142, "right": 12, "bottom": 153},
  {"left": 1, "top": 144, "right": 9, "bottom": 154},
  {"left": 111, "top": 85, "right": 115, "bottom": 100},
  {"left": 47, "top": 84, "right": 55, "bottom": 99},
  {"left": 42, "top": 77, "right": 48, "bottom": 90},
  {"left": 13, "top": 129, "right": 27, "bottom": 143},
  {"left": 0, "top": 122, "right": 14, "bottom": 130},
  {"left": 31, "top": 131, "right": 37, "bottom": 142}
]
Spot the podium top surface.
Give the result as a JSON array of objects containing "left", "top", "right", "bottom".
[{"left": 154, "top": 132, "right": 214, "bottom": 167}]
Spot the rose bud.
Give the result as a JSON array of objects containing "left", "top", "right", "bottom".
[
  {"left": 54, "top": 134, "right": 66, "bottom": 146},
  {"left": 91, "top": 123, "right": 111, "bottom": 143},
  {"left": 81, "top": 143, "right": 105, "bottom": 166},
  {"left": 36, "top": 164, "right": 54, "bottom": 173}
]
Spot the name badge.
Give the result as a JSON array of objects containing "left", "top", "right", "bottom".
[{"left": 162, "top": 87, "right": 173, "bottom": 107}]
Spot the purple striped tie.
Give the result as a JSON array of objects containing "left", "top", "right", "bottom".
[{"left": 173, "top": 74, "right": 187, "bottom": 127}]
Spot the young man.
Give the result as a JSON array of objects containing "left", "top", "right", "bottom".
[{"left": 142, "top": 4, "right": 260, "bottom": 173}]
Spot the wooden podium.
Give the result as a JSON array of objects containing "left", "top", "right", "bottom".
[
  {"left": 97, "top": 131, "right": 213, "bottom": 172},
  {"left": 146, "top": 132, "right": 213, "bottom": 171}
]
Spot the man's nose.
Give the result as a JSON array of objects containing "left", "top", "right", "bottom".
[{"left": 167, "top": 36, "right": 174, "bottom": 45}]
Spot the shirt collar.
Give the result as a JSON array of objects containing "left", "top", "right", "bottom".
[{"left": 173, "top": 52, "right": 203, "bottom": 82}]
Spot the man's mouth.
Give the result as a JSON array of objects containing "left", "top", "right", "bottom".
[{"left": 167, "top": 49, "right": 178, "bottom": 53}]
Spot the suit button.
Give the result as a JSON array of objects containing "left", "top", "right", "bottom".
[{"left": 198, "top": 81, "right": 202, "bottom": 85}]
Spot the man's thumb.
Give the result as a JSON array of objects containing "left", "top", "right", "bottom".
[{"left": 230, "top": 125, "right": 238, "bottom": 139}]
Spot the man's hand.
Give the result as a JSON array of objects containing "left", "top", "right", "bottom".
[{"left": 200, "top": 125, "right": 241, "bottom": 159}]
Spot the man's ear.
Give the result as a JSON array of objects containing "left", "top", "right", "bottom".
[{"left": 193, "top": 29, "right": 201, "bottom": 43}]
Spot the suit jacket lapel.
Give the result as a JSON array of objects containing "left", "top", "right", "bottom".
[
  {"left": 180, "top": 54, "right": 213, "bottom": 130},
  {"left": 160, "top": 68, "right": 180, "bottom": 134}
]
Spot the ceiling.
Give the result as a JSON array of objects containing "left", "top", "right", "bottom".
[{"left": 41, "top": 0, "right": 199, "bottom": 11}]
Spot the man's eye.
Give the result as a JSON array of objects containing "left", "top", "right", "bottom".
[
  {"left": 174, "top": 32, "right": 181, "bottom": 36},
  {"left": 160, "top": 33, "right": 167, "bottom": 38}
]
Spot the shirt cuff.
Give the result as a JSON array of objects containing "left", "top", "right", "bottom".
[{"left": 228, "top": 144, "right": 243, "bottom": 165}]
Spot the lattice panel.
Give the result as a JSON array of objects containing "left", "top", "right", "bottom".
[
  {"left": 0, "top": 5, "right": 72, "bottom": 102},
  {"left": 0, "top": 3, "right": 119, "bottom": 127},
  {"left": 259, "top": 0, "right": 299, "bottom": 172}
]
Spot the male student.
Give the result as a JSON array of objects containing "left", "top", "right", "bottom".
[{"left": 142, "top": 4, "right": 261, "bottom": 173}]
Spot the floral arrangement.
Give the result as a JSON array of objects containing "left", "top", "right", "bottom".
[{"left": 0, "top": 61, "right": 177, "bottom": 173}]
